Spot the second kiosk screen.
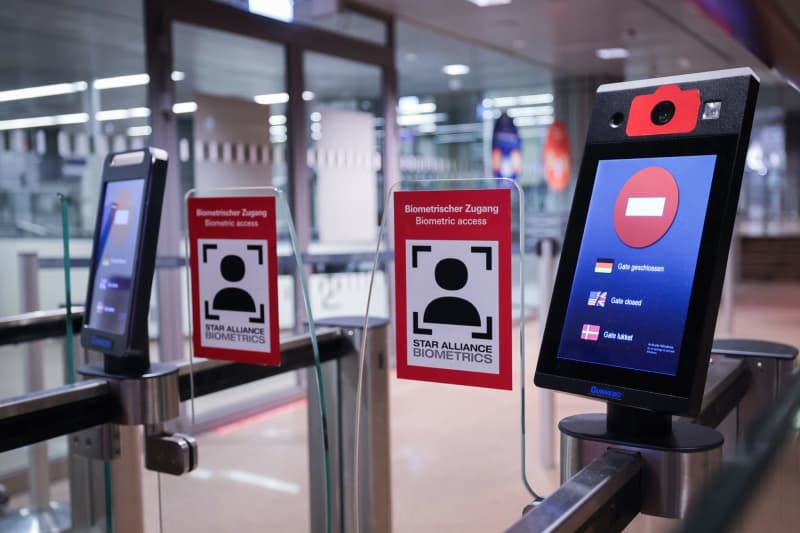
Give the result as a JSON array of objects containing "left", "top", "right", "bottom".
[{"left": 86, "top": 178, "right": 145, "bottom": 336}]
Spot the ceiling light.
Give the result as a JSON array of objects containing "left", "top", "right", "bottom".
[
  {"left": 269, "top": 114, "right": 287, "bottom": 125},
  {"left": 95, "top": 107, "right": 151, "bottom": 121},
  {"left": 302, "top": 91, "right": 314, "bottom": 101},
  {"left": 596, "top": 48, "right": 630, "bottom": 60},
  {"left": 0, "top": 81, "right": 88, "bottom": 103},
  {"left": 506, "top": 105, "right": 554, "bottom": 118},
  {"left": 517, "top": 93, "right": 554, "bottom": 105},
  {"left": 249, "top": 0, "right": 293, "bottom": 22},
  {"left": 0, "top": 70, "right": 187, "bottom": 104},
  {"left": 127, "top": 125, "right": 152, "bottom": 137},
  {"left": 484, "top": 93, "right": 553, "bottom": 108},
  {"left": 398, "top": 97, "right": 437, "bottom": 115},
  {"left": 466, "top": 0, "right": 512, "bottom": 6},
  {"left": 442, "top": 64, "right": 470, "bottom": 76},
  {"left": 0, "top": 112, "right": 89, "bottom": 131},
  {"left": 172, "top": 101, "right": 198, "bottom": 114},
  {"left": 414, "top": 102, "right": 436, "bottom": 113},
  {"left": 513, "top": 115, "right": 554, "bottom": 127},
  {"left": 310, "top": 112, "right": 321, "bottom": 122},
  {"left": 93, "top": 74, "right": 150, "bottom": 90},
  {"left": 254, "top": 92, "right": 289, "bottom": 105}
]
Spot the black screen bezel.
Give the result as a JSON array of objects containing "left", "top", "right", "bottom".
[{"left": 536, "top": 134, "right": 738, "bottom": 403}]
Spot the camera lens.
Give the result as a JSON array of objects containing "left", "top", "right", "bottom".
[{"left": 651, "top": 100, "right": 675, "bottom": 126}]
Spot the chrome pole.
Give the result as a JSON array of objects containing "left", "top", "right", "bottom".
[
  {"left": 19, "top": 252, "right": 51, "bottom": 512},
  {"left": 538, "top": 240, "right": 556, "bottom": 468}
]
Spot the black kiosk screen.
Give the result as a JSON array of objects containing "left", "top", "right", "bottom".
[
  {"left": 86, "top": 178, "right": 145, "bottom": 336},
  {"left": 557, "top": 154, "right": 716, "bottom": 376}
]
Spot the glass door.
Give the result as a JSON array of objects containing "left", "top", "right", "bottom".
[{"left": 157, "top": 23, "right": 316, "bottom": 532}]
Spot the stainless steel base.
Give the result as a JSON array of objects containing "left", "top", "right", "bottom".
[
  {"left": 0, "top": 501, "right": 71, "bottom": 532},
  {"left": 560, "top": 413, "right": 723, "bottom": 519},
  {"left": 78, "top": 362, "right": 179, "bottom": 425}
]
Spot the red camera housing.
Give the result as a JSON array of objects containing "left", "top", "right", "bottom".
[{"left": 626, "top": 84, "right": 701, "bottom": 137}]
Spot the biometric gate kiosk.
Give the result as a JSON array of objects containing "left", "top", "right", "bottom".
[
  {"left": 528, "top": 68, "right": 761, "bottom": 525},
  {"left": 77, "top": 148, "right": 198, "bottom": 476}
]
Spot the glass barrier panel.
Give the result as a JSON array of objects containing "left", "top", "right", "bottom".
[
  {"left": 157, "top": 186, "right": 329, "bottom": 533},
  {"left": 678, "top": 373, "right": 800, "bottom": 533},
  {"left": 355, "top": 177, "right": 580, "bottom": 531}
]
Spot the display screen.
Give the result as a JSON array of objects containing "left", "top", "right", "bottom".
[
  {"left": 556, "top": 154, "right": 716, "bottom": 376},
  {"left": 86, "top": 178, "right": 145, "bottom": 335}
]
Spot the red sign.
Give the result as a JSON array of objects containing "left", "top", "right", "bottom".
[
  {"left": 393, "top": 189, "right": 512, "bottom": 390},
  {"left": 543, "top": 120, "right": 571, "bottom": 192},
  {"left": 613, "top": 166, "right": 679, "bottom": 248},
  {"left": 187, "top": 196, "right": 280, "bottom": 365}
]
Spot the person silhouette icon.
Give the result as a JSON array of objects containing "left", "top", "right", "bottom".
[
  {"left": 212, "top": 255, "right": 256, "bottom": 313},
  {"left": 423, "top": 258, "right": 481, "bottom": 327}
]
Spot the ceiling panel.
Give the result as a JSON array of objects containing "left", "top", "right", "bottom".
[
  {"left": 359, "top": 0, "right": 782, "bottom": 84},
  {"left": 396, "top": 21, "right": 552, "bottom": 96},
  {"left": 0, "top": 0, "right": 144, "bottom": 88},
  {"left": 0, "top": 0, "right": 796, "bottom": 126}
]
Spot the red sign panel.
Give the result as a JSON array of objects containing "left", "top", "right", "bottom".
[
  {"left": 394, "top": 189, "right": 512, "bottom": 390},
  {"left": 613, "top": 166, "right": 679, "bottom": 248},
  {"left": 188, "top": 196, "right": 280, "bottom": 365}
]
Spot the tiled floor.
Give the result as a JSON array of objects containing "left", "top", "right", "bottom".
[
  {"left": 5, "top": 282, "right": 800, "bottom": 532},
  {"left": 153, "top": 282, "right": 800, "bottom": 532}
]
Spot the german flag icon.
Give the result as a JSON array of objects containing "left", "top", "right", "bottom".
[{"left": 594, "top": 258, "right": 614, "bottom": 274}]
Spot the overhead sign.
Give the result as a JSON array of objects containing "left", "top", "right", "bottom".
[
  {"left": 394, "top": 189, "right": 512, "bottom": 390},
  {"left": 491, "top": 113, "right": 522, "bottom": 180},
  {"left": 543, "top": 120, "right": 571, "bottom": 192},
  {"left": 187, "top": 196, "right": 280, "bottom": 365}
]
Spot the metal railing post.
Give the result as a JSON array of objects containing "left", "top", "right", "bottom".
[
  {"left": 307, "top": 317, "right": 391, "bottom": 533},
  {"left": 18, "top": 252, "right": 51, "bottom": 512},
  {"left": 111, "top": 427, "right": 147, "bottom": 533},
  {"left": 67, "top": 329, "right": 111, "bottom": 531},
  {"left": 538, "top": 239, "right": 556, "bottom": 469},
  {"left": 508, "top": 450, "right": 643, "bottom": 533}
]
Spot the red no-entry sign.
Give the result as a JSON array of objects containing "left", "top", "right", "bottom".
[
  {"left": 187, "top": 196, "right": 280, "bottom": 365},
  {"left": 613, "top": 166, "right": 679, "bottom": 248},
  {"left": 394, "top": 189, "right": 512, "bottom": 390}
]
